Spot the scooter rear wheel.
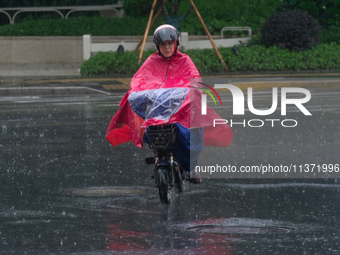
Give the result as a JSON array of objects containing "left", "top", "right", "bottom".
[
  {"left": 174, "top": 167, "right": 182, "bottom": 193},
  {"left": 157, "top": 167, "right": 171, "bottom": 204}
]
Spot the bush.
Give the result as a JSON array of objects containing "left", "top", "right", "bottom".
[
  {"left": 80, "top": 42, "right": 340, "bottom": 75},
  {"left": 0, "top": 16, "right": 164, "bottom": 36},
  {"left": 0, "top": 0, "right": 282, "bottom": 37},
  {"left": 320, "top": 26, "right": 340, "bottom": 44},
  {"left": 178, "top": 0, "right": 280, "bottom": 35},
  {"left": 184, "top": 48, "right": 225, "bottom": 73},
  {"left": 81, "top": 49, "right": 155, "bottom": 76},
  {"left": 261, "top": 9, "right": 321, "bottom": 51},
  {"left": 123, "top": 0, "right": 153, "bottom": 18},
  {"left": 220, "top": 43, "right": 340, "bottom": 72}
]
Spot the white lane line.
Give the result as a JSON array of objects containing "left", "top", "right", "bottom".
[{"left": 0, "top": 86, "right": 112, "bottom": 95}]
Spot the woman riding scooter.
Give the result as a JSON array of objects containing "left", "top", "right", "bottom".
[{"left": 106, "top": 24, "right": 233, "bottom": 183}]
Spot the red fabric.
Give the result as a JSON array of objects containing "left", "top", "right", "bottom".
[{"left": 106, "top": 50, "right": 233, "bottom": 148}]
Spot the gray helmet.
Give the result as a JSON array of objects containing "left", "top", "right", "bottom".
[{"left": 153, "top": 25, "right": 180, "bottom": 56}]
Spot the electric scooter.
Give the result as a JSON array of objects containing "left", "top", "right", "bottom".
[{"left": 144, "top": 123, "right": 183, "bottom": 204}]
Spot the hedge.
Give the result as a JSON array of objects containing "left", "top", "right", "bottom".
[
  {"left": 80, "top": 42, "right": 340, "bottom": 76},
  {"left": 0, "top": 16, "right": 163, "bottom": 36}
]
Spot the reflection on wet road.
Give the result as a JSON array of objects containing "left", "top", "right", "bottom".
[{"left": 0, "top": 88, "right": 339, "bottom": 254}]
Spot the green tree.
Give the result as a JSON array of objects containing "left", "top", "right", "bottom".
[{"left": 156, "top": 0, "right": 196, "bottom": 30}]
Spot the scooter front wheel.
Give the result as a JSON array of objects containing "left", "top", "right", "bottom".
[{"left": 157, "top": 167, "right": 171, "bottom": 204}]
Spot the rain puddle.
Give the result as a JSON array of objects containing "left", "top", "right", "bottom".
[
  {"left": 182, "top": 217, "right": 315, "bottom": 235},
  {"left": 59, "top": 186, "right": 157, "bottom": 196}
]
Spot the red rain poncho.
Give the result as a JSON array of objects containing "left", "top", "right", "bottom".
[{"left": 106, "top": 50, "right": 233, "bottom": 148}]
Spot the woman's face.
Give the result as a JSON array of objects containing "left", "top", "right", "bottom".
[{"left": 159, "top": 40, "right": 175, "bottom": 58}]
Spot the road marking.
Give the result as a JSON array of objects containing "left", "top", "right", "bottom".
[
  {"left": 113, "top": 78, "right": 131, "bottom": 87},
  {"left": 0, "top": 86, "right": 111, "bottom": 96},
  {"left": 102, "top": 84, "right": 129, "bottom": 90}
]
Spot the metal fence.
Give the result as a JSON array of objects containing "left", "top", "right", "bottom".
[{"left": 0, "top": 0, "right": 121, "bottom": 25}]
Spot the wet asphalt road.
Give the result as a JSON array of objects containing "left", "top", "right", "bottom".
[{"left": 0, "top": 84, "right": 339, "bottom": 254}]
